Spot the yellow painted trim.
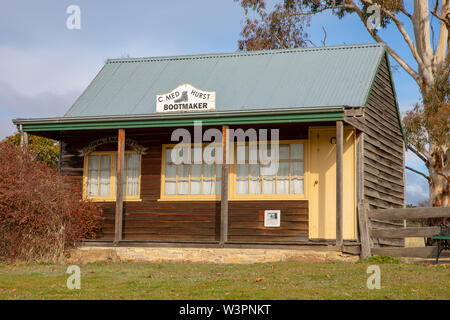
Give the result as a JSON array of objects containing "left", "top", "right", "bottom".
[
  {"left": 308, "top": 126, "right": 357, "bottom": 240},
  {"left": 82, "top": 150, "right": 142, "bottom": 202}
]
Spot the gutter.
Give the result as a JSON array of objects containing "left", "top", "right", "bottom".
[{"left": 13, "top": 106, "right": 345, "bottom": 126}]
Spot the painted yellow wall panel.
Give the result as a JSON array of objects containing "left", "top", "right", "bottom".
[{"left": 309, "top": 127, "right": 356, "bottom": 240}]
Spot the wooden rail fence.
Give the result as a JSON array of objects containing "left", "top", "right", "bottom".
[{"left": 358, "top": 201, "right": 450, "bottom": 259}]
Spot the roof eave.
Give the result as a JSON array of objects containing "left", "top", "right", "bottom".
[
  {"left": 13, "top": 106, "right": 347, "bottom": 132},
  {"left": 13, "top": 106, "right": 347, "bottom": 126}
]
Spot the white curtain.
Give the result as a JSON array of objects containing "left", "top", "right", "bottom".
[
  {"left": 276, "top": 178, "right": 289, "bottom": 194},
  {"left": 165, "top": 181, "right": 176, "bottom": 195},
  {"left": 126, "top": 153, "right": 140, "bottom": 196},
  {"left": 190, "top": 180, "right": 202, "bottom": 194},
  {"left": 279, "top": 144, "right": 289, "bottom": 160},
  {"left": 291, "top": 178, "right": 304, "bottom": 194},
  {"left": 177, "top": 164, "right": 189, "bottom": 195},
  {"left": 291, "top": 160, "right": 304, "bottom": 176},
  {"left": 87, "top": 155, "right": 111, "bottom": 197},
  {"left": 178, "top": 180, "right": 188, "bottom": 194},
  {"left": 236, "top": 179, "right": 248, "bottom": 194},
  {"left": 249, "top": 179, "right": 261, "bottom": 194},
  {"left": 263, "top": 178, "right": 275, "bottom": 194},
  {"left": 165, "top": 146, "right": 223, "bottom": 196},
  {"left": 99, "top": 155, "right": 111, "bottom": 196},
  {"left": 234, "top": 143, "right": 304, "bottom": 195},
  {"left": 291, "top": 143, "right": 303, "bottom": 159},
  {"left": 202, "top": 180, "right": 213, "bottom": 194},
  {"left": 190, "top": 163, "right": 202, "bottom": 194},
  {"left": 87, "top": 155, "right": 99, "bottom": 196}
]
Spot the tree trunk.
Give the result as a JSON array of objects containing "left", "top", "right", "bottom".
[
  {"left": 428, "top": 151, "right": 449, "bottom": 209},
  {"left": 412, "top": 0, "right": 435, "bottom": 88}
]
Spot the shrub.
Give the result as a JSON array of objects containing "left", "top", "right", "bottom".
[{"left": 0, "top": 142, "right": 103, "bottom": 263}]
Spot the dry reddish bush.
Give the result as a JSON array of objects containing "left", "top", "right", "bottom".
[{"left": 0, "top": 142, "right": 103, "bottom": 263}]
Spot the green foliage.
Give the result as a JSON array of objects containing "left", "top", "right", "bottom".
[
  {"left": 402, "top": 60, "right": 450, "bottom": 156},
  {"left": 236, "top": 0, "right": 310, "bottom": 51},
  {"left": 358, "top": 255, "right": 401, "bottom": 264},
  {"left": 2, "top": 133, "right": 59, "bottom": 168},
  {"left": 402, "top": 59, "right": 449, "bottom": 206},
  {"left": 235, "top": 0, "right": 405, "bottom": 50}
]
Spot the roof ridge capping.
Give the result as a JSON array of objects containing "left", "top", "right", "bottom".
[{"left": 106, "top": 42, "right": 386, "bottom": 64}]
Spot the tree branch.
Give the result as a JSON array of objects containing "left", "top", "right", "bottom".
[
  {"left": 406, "top": 166, "right": 431, "bottom": 182},
  {"left": 287, "top": 1, "right": 422, "bottom": 83},
  {"left": 292, "top": 5, "right": 349, "bottom": 16},
  {"left": 399, "top": 8, "right": 412, "bottom": 19},
  {"left": 321, "top": 26, "right": 327, "bottom": 46},
  {"left": 432, "top": 0, "right": 450, "bottom": 27},
  {"left": 434, "top": 0, "right": 449, "bottom": 67},
  {"left": 305, "top": 39, "right": 318, "bottom": 47},
  {"left": 360, "top": 0, "right": 426, "bottom": 72},
  {"left": 431, "top": 10, "right": 450, "bottom": 26},
  {"left": 408, "top": 144, "right": 430, "bottom": 164},
  {"left": 348, "top": 1, "right": 422, "bottom": 84}
]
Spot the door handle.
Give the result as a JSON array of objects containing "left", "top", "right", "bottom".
[{"left": 314, "top": 180, "right": 318, "bottom": 186}]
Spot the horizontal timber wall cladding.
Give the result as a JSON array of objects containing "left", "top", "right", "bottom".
[
  {"left": 364, "top": 55, "right": 405, "bottom": 210},
  {"left": 59, "top": 124, "right": 312, "bottom": 242},
  {"left": 363, "top": 54, "right": 405, "bottom": 248}
]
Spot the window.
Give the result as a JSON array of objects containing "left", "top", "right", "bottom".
[
  {"left": 232, "top": 141, "right": 306, "bottom": 199},
  {"left": 160, "top": 141, "right": 306, "bottom": 201},
  {"left": 123, "top": 153, "right": 140, "bottom": 197},
  {"left": 87, "top": 154, "right": 112, "bottom": 197},
  {"left": 84, "top": 151, "right": 141, "bottom": 201},
  {"left": 161, "top": 145, "right": 222, "bottom": 200}
]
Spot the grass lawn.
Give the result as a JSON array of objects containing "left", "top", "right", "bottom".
[{"left": 0, "top": 259, "right": 448, "bottom": 300}]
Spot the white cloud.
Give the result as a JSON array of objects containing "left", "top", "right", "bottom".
[
  {"left": 405, "top": 150, "right": 427, "bottom": 171},
  {"left": 404, "top": 150, "right": 429, "bottom": 205},
  {"left": 405, "top": 171, "right": 429, "bottom": 205},
  {"left": 0, "top": 45, "right": 102, "bottom": 96},
  {"left": 0, "top": 81, "right": 79, "bottom": 140}
]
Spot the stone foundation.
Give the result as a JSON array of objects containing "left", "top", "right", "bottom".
[{"left": 66, "top": 246, "right": 358, "bottom": 264}]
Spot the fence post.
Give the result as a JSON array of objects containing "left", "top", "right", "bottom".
[{"left": 358, "top": 200, "right": 371, "bottom": 259}]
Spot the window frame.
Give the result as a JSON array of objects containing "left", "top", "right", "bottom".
[
  {"left": 229, "top": 139, "right": 308, "bottom": 201},
  {"left": 159, "top": 143, "right": 222, "bottom": 201},
  {"left": 159, "top": 140, "right": 308, "bottom": 201},
  {"left": 83, "top": 151, "right": 142, "bottom": 202}
]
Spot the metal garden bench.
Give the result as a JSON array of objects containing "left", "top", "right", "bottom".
[{"left": 433, "top": 224, "right": 450, "bottom": 264}]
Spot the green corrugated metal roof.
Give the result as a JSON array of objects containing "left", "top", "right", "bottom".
[{"left": 64, "top": 43, "right": 386, "bottom": 117}]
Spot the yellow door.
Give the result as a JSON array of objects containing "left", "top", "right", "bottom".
[{"left": 309, "top": 127, "right": 356, "bottom": 240}]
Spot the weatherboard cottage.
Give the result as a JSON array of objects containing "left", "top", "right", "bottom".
[{"left": 13, "top": 43, "right": 406, "bottom": 252}]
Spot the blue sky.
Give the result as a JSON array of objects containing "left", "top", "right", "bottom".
[{"left": 0, "top": 0, "right": 435, "bottom": 204}]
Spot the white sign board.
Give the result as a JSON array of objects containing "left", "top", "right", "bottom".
[
  {"left": 156, "top": 84, "right": 216, "bottom": 113},
  {"left": 264, "top": 210, "right": 281, "bottom": 227}
]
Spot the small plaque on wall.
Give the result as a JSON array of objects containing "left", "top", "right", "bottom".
[{"left": 264, "top": 210, "right": 281, "bottom": 227}]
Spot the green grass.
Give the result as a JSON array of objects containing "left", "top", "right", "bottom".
[{"left": 0, "top": 261, "right": 448, "bottom": 300}]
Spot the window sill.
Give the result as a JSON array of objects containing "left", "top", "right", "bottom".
[
  {"left": 158, "top": 196, "right": 221, "bottom": 202},
  {"left": 157, "top": 195, "right": 307, "bottom": 201},
  {"left": 229, "top": 195, "right": 306, "bottom": 201},
  {"left": 84, "top": 198, "right": 142, "bottom": 202}
]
